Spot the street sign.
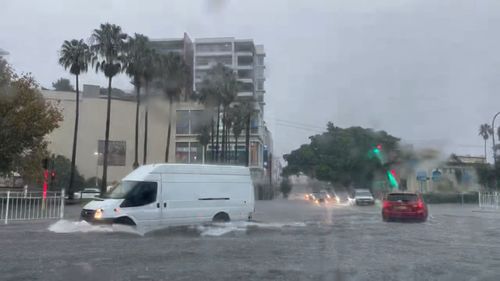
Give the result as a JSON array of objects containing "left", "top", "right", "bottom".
[
  {"left": 432, "top": 169, "right": 442, "bottom": 182},
  {"left": 416, "top": 171, "right": 427, "bottom": 181}
]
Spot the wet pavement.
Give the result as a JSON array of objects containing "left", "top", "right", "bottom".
[{"left": 1, "top": 198, "right": 500, "bottom": 281}]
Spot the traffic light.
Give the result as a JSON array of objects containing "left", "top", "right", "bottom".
[
  {"left": 42, "top": 158, "right": 49, "bottom": 169},
  {"left": 51, "top": 170, "right": 56, "bottom": 181}
]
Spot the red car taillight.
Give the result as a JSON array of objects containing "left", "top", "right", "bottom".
[
  {"left": 382, "top": 200, "right": 391, "bottom": 209},
  {"left": 417, "top": 200, "right": 424, "bottom": 209}
]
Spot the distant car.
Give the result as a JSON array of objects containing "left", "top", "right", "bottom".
[
  {"left": 354, "top": 190, "right": 375, "bottom": 205},
  {"left": 382, "top": 192, "right": 428, "bottom": 222},
  {"left": 74, "top": 188, "right": 101, "bottom": 199}
]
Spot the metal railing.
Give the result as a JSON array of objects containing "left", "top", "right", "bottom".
[
  {"left": 0, "top": 190, "right": 65, "bottom": 224},
  {"left": 478, "top": 191, "right": 500, "bottom": 209}
]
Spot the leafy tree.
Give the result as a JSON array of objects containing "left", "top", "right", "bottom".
[
  {"left": 0, "top": 59, "right": 63, "bottom": 178},
  {"left": 283, "top": 123, "right": 400, "bottom": 188},
  {"left": 90, "top": 23, "right": 127, "bottom": 194},
  {"left": 58, "top": 39, "right": 91, "bottom": 199},
  {"left": 156, "top": 52, "right": 188, "bottom": 162},
  {"left": 479, "top": 123, "right": 493, "bottom": 160},
  {"left": 280, "top": 177, "right": 292, "bottom": 198},
  {"left": 49, "top": 155, "right": 85, "bottom": 191},
  {"left": 51, "top": 78, "right": 75, "bottom": 92}
]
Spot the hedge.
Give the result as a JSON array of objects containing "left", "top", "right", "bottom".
[{"left": 422, "top": 192, "right": 478, "bottom": 204}]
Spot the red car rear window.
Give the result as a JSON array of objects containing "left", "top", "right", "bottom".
[{"left": 387, "top": 194, "right": 417, "bottom": 202}]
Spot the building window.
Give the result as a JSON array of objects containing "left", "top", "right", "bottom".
[
  {"left": 250, "top": 115, "right": 259, "bottom": 134},
  {"left": 257, "top": 56, "right": 264, "bottom": 66},
  {"left": 176, "top": 142, "right": 203, "bottom": 164},
  {"left": 176, "top": 110, "right": 205, "bottom": 135},
  {"left": 176, "top": 111, "right": 190, "bottom": 134},
  {"left": 190, "top": 142, "right": 203, "bottom": 163},
  {"left": 239, "top": 82, "right": 254, "bottom": 92},
  {"left": 237, "top": 56, "right": 253, "bottom": 66},
  {"left": 190, "top": 110, "right": 203, "bottom": 134},
  {"left": 175, "top": 142, "right": 189, "bottom": 163},
  {"left": 98, "top": 140, "right": 126, "bottom": 166},
  {"left": 238, "top": 69, "right": 253, "bottom": 79},
  {"left": 256, "top": 79, "right": 264, "bottom": 91}
]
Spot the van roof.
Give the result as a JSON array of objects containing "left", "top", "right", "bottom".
[{"left": 124, "top": 163, "right": 251, "bottom": 180}]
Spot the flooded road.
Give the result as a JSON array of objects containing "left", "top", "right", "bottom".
[{"left": 1, "top": 199, "right": 500, "bottom": 281}]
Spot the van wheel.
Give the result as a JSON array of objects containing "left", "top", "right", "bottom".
[
  {"left": 114, "top": 217, "right": 136, "bottom": 226},
  {"left": 213, "top": 212, "right": 230, "bottom": 222}
]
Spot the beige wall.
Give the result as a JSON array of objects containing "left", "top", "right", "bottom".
[{"left": 43, "top": 90, "right": 175, "bottom": 185}]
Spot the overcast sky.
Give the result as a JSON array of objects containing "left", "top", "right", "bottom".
[{"left": 2, "top": 0, "right": 500, "bottom": 161}]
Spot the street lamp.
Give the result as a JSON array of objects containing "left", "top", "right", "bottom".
[
  {"left": 93, "top": 152, "right": 102, "bottom": 187},
  {"left": 492, "top": 112, "right": 500, "bottom": 165}
]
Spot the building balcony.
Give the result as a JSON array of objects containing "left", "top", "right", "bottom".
[
  {"left": 236, "top": 51, "right": 253, "bottom": 57},
  {"left": 196, "top": 51, "right": 233, "bottom": 57},
  {"left": 237, "top": 91, "right": 254, "bottom": 98},
  {"left": 236, "top": 65, "right": 253, "bottom": 70},
  {"left": 237, "top": 78, "right": 253, "bottom": 84}
]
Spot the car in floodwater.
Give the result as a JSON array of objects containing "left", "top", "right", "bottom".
[
  {"left": 80, "top": 164, "right": 255, "bottom": 229},
  {"left": 382, "top": 192, "right": 428, "bottom": 222},
  {"left": 354, "top": 189, "right": 375, "bottom": 205}
]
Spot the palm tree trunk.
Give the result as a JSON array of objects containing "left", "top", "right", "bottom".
[
  {"left": 143, "top": 82, "right": 149, "bottom": 165},
  {"left": 133, "top": 83, "right": 140, "bottom": 169},
  {"left": 221, "top": 109, "right": 226, "bottom": 162},
  {"left": 485, "top": 139, "right": 488, "bottom": 160},
  {"left": 234, "top": 136, "right": 238, "bottom": 164},
  {"left": 245, "top": 114, "right": 251, "bottom": 167},
  {"left": 68, "top": 74, "right": 80, "bottom": 200},
  {"left": 210, "top": 116, "right": 215, "bottom": 163},
  {"left": 215, "top": 104, "right": 221, "bottom": 162},
  {"left": 101, "top": 77, "right": 112, "bottom": 195},
  {"left": 165, "top": 95, "right": 173, "bottom": 162}
]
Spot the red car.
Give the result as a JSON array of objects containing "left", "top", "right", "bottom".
[{"left": 382, "top": 192, "right": 428, "bottom": 222}]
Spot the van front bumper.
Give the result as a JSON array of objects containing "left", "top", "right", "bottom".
[{"left": 80, "top": 209, "right": 114, "bottom": 224}]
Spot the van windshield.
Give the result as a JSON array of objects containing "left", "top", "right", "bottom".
[{"left": 103, "top": 181, "right": 140, "bottom": 199}]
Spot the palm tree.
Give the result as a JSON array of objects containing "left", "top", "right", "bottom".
[
  {"left": 58, "top": 39, "right": 91, "bottom": 199},
  {"left": 479, "top": 123, "right": 493, "bottom": 160},
  {"left": 228, "top": 104, "right": 244, "bottom": 163},
  {"left": 197, "top": 124, "right": 211, "bottom": 164},
  {"left": 90, "top": 23, "right": 127, "bottom": 194},
  {"left": 156, "top": 52, "right": 188, "bottom": 162},
  {"left": 197, "top": 63, "right": 238, "bottom": 162},
  {"left": 124, "top": 33, "right": 155, "bottom": 169}
]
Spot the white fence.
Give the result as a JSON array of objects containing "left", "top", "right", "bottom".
[
  {"left": 0, "top": 190, "right": 65, "bottom": 224},
  {"left": 478, "top": 192, "right": 500, "bottom": 209}
]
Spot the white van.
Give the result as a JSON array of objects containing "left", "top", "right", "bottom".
[{"left": 80, "top": 164, "right": 255, "bottom": 228}]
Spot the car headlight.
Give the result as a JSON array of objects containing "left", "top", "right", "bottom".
[{"left": 94, "top": 208, "right": 103, "bottom": 219}]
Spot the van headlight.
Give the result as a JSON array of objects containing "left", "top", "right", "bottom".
[{"left": 94, "top": 208, "right": 103, "bottom": 219}]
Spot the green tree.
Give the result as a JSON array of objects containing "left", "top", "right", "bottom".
[
  {"left": 124, "top": 33, "right": 156, "bottom": 168},
  {"left": 50, "top": 155, "right": 85, "bottom": 191},
  {"left": 283, "top": 123, "right": 400, "bottom": 188},
  {"left": 0, "top": 59, "right": 62, "bottom": 177},
  {"left": 90, "top": 23, "right": 127, "bottom": 194},
  {"left": 156, "top": 52, "right": 188, "bottom": 162},
  {"left": 58, "top": 39, "right": 91, "bottom": 199},
  {"left": 479, "top": 123, "right": 493, "bottom": 160},
  {"left": 280, "top": 177, "right": 292, "bottom": 199},
  {"left": 52, "top": 78, "right": 75, "bottom": 92}
]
